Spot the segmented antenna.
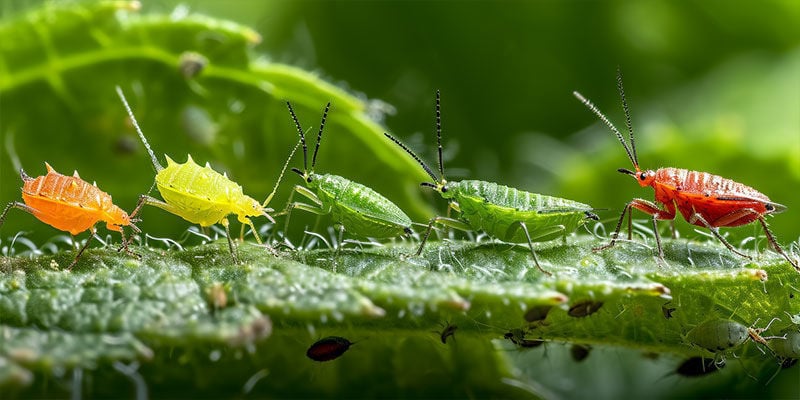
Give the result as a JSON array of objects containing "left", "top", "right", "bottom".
[
  {"left": 116, "top": 86, "right": 164, "bottom": 172},
  {"left": 285, "top": 101, "right": 308, "bottom": 172},
  {"left": 573, "top": 90, "right": 638, "bottom": 170},
  {"left": 383, "top": 132, "right": 439, "bottom": 184},
  {"left": 263, "top": 139, "right": 302, "bottom": 207},
  {"left": 435, "top": 90, "right": 445, "bottom": 180},
  {"left": 616, "top": 68, "right": 638, "bottom": 166},
  {"left": 311, "top": 102, "right": 330, "bottom": 170}
]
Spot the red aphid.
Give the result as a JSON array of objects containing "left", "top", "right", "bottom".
[
  {"left": 0, "top": 163, "right": 139, "bottom": 268},
  {"left": 306, "top": 336, "right": 353, "bottom": 362},
  {"left": 574, "top": 70, "right": 798, "bottom": 272}
]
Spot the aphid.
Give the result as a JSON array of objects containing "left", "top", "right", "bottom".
[
  {"left": 567, "top": 300, "right": 604, "bottom": 318},
  {"left": 306, "top": 336, "right": 354, "bottom": 362},
  {"left": 662, "top": 302, "right": 677, "bottom": 319},
  {"left": 685, "top": 318, "right": 778, "bottom": 353},
  {"left": 570, "top": 344, "right": 592, "bottom": 362},
  {"left": 574, "top": 69, "right": 798, "bottom": 272},
  {"left": 0, "top": 163, "right": 139, "bottom": 268},
  {"left": 281, "top": 101, "right": 413, "bottom": 243},
  {"left": 504, "top": 328, "right": 544, "bottom": 348},
  {"left": 385, "top": 91, "right": 598, "bottom": 275},
  {"left": 524, "top": 304, "right": 553, "bottom": 323},
  {"left": 768, "top": 328, "right": 800, "bottom": 359},
  {"left": 676, "top": 356, "right": 725, "bottom": 377},
  {"left": 116, "top": 87, "right": 288, "bottom": 263},
  {"left": 178, "top": 51, "right": 208, "bottom": 79},
  {"left": 434, "top": 321, "right": 458, "bottom": 344}
]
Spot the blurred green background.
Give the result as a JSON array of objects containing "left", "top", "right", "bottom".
[{"left": 1, "top": 0, "right": 798, "bottom": 249}]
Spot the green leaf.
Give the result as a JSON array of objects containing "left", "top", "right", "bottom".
[{"left": 1, "top": 236, "right": 798, "bottom": 397}]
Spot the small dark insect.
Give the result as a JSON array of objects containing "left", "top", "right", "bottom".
[
  {"left": 524, "top": 305, "right": 553, "bottom": 323},
  {"left": 435, "top": 322, "right": 458, "bottom": 344},
  {"left": 306, "top": 336, "right": 354, "bottom": 362},
  {"left": 676, "top": 357, "right": 725, "bottom": 377},
  {"left": 662, "top": 303, "right": 677, "bottom": 319},
  {"left": 178, "top": 51, "right": 208, "bottom": 79},
  {"left": 781, "top": 358, "right": 798, "bottom": 369},
  {"left": 504, "top": 329, "right": 544, "bottom": 348},
  {"left": 568, "top": 300, "right": 603, "bottom": 318},
  {"left": 570, "top": 344, "right": 592, "bottom": 362}
]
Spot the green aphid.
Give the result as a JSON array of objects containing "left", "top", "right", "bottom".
[
  {"left": 281, "top": 101, "right": 413, "bottom": 243},
  {"left": 384, "top": 91, "right": 597, "bottom": 275},
  {"left": 685, "top": 318, "right": 777, "bottom": 353}
]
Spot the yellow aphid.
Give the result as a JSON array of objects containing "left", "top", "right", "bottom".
[{"left": 116, "top": 87, "right": 287, "bottom": 263}]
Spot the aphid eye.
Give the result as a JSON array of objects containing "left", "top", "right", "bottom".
[
  {"left": 639, "top": 173, "right": 647, "bottom": 181},
  {"left": 306, "top": 176, "right": 313, "bottom": 183},
  {"left": 441, "top": 185, "right": 448, "bottom": 193}
]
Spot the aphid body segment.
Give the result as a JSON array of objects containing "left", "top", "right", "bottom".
[
  {"left": 0, "top": 163, "right": 139, "bottom": 268},
  {"left": 116, "top": 87, "right": 276, "bottom": 263},
  {"left": 282, "top": 102, "right": 413, "bottom": 240},
  {"left": 306, "top": 336, "right": 354, "bottom": 362},
  {"left": 685, "top": 319, "right": 774, "bottom": 353},
  {"left": 385, "top": 91, "right": 597, "bottom": 275},
  {"left": 574, "top": 69, "right": 798, "bottom": 272}
]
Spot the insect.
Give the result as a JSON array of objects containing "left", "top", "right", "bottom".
[
  {"left": 567, "top": 300, "right": 604, "bottom": 318},
  {"left": 504, "top": 328, "right": 544, "bottom": 348},
  {"left": 524, "top": 304, "right": 553, "bottom": 323},
  {"left": 662, "top": 302, "right": 677, "bottom": 319},
  {"left": 306, "top": 336, "right": 354, "bottom": 362},
  {"left": 432, "top": 321, "right": 458, "bottom": 344},
  {"left": 675, "top": 357, "right": 725, "bottom": 377},
  {"left": 384, "top": 91, "right": 598, "bottom": 275},
  {"left": 573, "top": 69, "right": 798, "bottom": 272},
  {"left": 570, "top": 344, "right": 592, "bottom": 362},
  {"left": 116, "top": 86, "right": 289, "bottom": 263},
  {"left": 0, "top": 163, "right": 139, "bottom": 268},
  {"left": 685, "top": 318, "right": 778, "bottom": 353},
  {"left": 281, "top": 101, "right": 413, "bottom": 244}
]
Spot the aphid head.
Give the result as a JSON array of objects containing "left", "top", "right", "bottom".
[
  {"left": 384, "top": 90, "right": 450, "bottom": 197},
  {"left": 286, "top": 100, "right": 330, "bottom": 185},
  {"left": 574, "top": 68, "right": 645, "bottom": 181},
  {"left": 618, "top": 168, "right": 656, "bottom": 187}
]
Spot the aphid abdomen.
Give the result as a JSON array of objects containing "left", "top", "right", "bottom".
[
  {"left": 20, "top": 169, "right": 115, "bottom": 235},
  {"left": 155, "top": 157, "right": 242, "bottom": 226},
  {"left": 453, "top": 180, "right": 591, "bottom": 243},
  {"left": 314, "top": 174, "right": 413, "bottom": 238},
  {"left": 654, "top": 168, "right": 775, "bottom": 227},
  {"left": 686, "top": 319, "right": 750, "bottom": 352}
]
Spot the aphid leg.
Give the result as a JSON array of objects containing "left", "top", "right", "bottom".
[
  {"left": 415, "top": 216, "right": 471, "bottom": 256},
  {"left": 280, "top": 185, "right": 326, "bottom": 237},
  {"left": 0, "top": 201, "right": 37, "bottom": 230},
  {"left": 755, "top": 216, "right": 799, "bottom": 272},
  {"left": 516, "top": 221, "right": 552, "bottom": 276},
  {"left": 712, "top": 208, "right": 800, "bottom": 271},
  {"left": 595, "top": 198, "right": 674, "bottom": 262},
  {"left": 220, "top": 217, "right": 239, "bottom": 264},
  {"left": 688, "top": 212, "right": 751, "bottom": 260},
  {"left": 68, "top": 227, "right": 97, "bottom": 270}
]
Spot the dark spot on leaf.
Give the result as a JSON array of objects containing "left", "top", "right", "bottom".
[
  {"left": 570, "top": 344, "right": 591, "bottom": 362},
  {"left": 524, "top": 305, "right": 552, "bottom": 323},
  {"left": 676, "top": 357, "right": 724, "bottom": 377},
  {"left": 568, "top": 300, "right": 603, "bottom": 318},
  {"left": 306, "top": 336, "right": 353, "bottom": 362}
]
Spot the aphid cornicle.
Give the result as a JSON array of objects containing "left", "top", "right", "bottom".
[
  {"left": 116, "top": 87, "right": 285, "bottom": 263},
  {"left": 574, "top": 69, "right": 799, "bottom": 272},
  {"left": 385, "top": 91, "right": 598, "bottom": 276},
  {"left": 280, "top": 101, "right": 413, "bottom": 243},
  {"left": 0, "top": 163, "right": 139, "bottom": 268}
]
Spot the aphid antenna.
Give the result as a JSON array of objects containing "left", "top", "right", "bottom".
[
  {"left": 115, "top": 86, "right": 164, "bottom": 172},
  {"left": 310, "top": 102, "right": 331, "bottom": 172},
  {"left": 615, "top": 67, "right": 638, "bottom": 167},
  {"left": 4, "top": 130, "right": 23, "bottom": 173},
  {"left": 573, "top": 87, "right": 639, "bottom": 173},
  {"left": 262, "top": 139, "right": 302, "bottom": 208},
  {"left": 286, "top": 101, "right": 310, "bottom": 176},
  {"left": 383, "top": 132, "right": 440, "bottom": 187},
  {"left": 434, "top": 89, "right": 446, "bottom": 182}
]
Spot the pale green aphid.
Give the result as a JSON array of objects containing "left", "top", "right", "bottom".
[
  {"left": 685, "top": 318, "right": 778, "bottom": 353},
  {"left": 116, "top": 86, "right": 294, "bottom": 263},
  {"left": 281, "top": 101, "right": 413, "bottom": 243},
  {"left": 769, "top": 328, "right": 800, "bottom": 359},
  {"left": 384, "top": 90, "right": 597, "bottom": 276}
]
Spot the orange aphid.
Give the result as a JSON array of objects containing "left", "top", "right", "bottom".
[{"left": 0, "top": 163, "right": 139, "bottom": 268}]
